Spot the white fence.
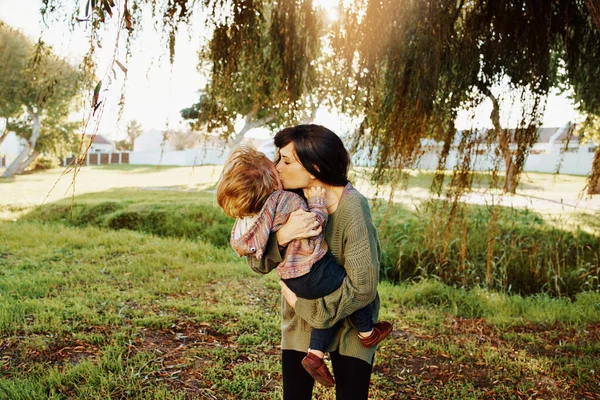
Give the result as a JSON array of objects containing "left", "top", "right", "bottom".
[
  {"left": 353, "top": 143, "right": 596, "bottom": 176},
  {"left": 129, "top": 148, "right": 228, "bottom": 166},
  {"left": 123, "top": 143, "right": 596, "bottom": 176},
  {"left": 524, "top": 145, "right": 595, "bottom": 175}
]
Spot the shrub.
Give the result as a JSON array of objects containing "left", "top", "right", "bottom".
[
  {"left": 24, "top": 195, "right": 234, "bottom": 250},
  {"left": 374, "top": 199, "right": 600, "bottom": 296},
  {"left": 23, "top": 189, "right": 599, "bottom": 296},
  {"left": 32, "top": 154, "right": 60, "bottom": 170}
]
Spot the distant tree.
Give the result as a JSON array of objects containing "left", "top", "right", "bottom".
[
  {"left": 0, "top": 23, "right": 81, "bottom": 177},
  {"left": 123, "top": 119, "right": 143, "bottom": 150},
  {"left": 0, "top": 22, "right": 29, "bottom": 146}
]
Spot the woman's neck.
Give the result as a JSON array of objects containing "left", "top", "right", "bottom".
[{"left": 323, "top": 184, "right": 345, "bottom": 214}]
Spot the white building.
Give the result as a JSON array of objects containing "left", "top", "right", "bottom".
[
  {"left": 131, "top": 129, "right": 229, "bottom": 166},
  {"left": 85, "top": 134, "right": 116, "bottom": 153},
  {"left": 133, "top": 129, "right": 171, "bottom": 152},
  {"left": 351, "top": 124, "right": 596, "bottom": 176}
]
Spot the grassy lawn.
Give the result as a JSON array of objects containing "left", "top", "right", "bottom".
[{"left": 0, "top": 166, "right": 599, "bottom": 399}]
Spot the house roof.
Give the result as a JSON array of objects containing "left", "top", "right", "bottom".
[
  {"left": 85, "top": 134, "right": 114, "bottom": 145},
  {"left": 536, "top": 127, "right": 579, "bottom": 143}
]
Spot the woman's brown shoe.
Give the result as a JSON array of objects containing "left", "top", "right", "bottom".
[
  {"left": 359, "top": 321, "right": 393, "bottom": 348},
  {"left": 301, "top": 352, "right": 335, "bottom": 387}
]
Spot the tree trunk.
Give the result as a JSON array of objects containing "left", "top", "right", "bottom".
[
  {"left": 584, "top": 0, "right": 600, "bottom": 31},
  {"left": 588, "top": 144, "right": 600, "bottom": 195},
  {"left": 478, "top": 84, "right": 518, "bottom": 193},
  {"left": 300, "top": 100, "right": 321, "bottom": 124},
  {"left": 2, "top": 112, "right": 40, "bottom": 178},
  {"left": 229, "top": 110, "right": 277, "bottom": 148},
  {"left": 503, "top": 156, "right": 518, "bottom": 193}
]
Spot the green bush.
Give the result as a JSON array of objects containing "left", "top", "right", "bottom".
[
  {"left": 32, "top": 154, "right": 60, "bottom": 170},
  {"left": 23, "top": 189, "right": 599, "bottom": 296},
  {"left": 374, "top": 200, "right": 600, "bottom": 296},
  {"left": 24, "top": 194, "right": 234, "bottom": 249}
]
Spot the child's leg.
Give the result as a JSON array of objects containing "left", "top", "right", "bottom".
[
  {"left": 301, "top": 326, "right": 338, "bottom": 387},
  {"left": 308, "top": 326, "right": 337, "bottom": 357},
  {"left": 349, "top": 303, "right": 374, "bottom": 335},
  {"left": 349, "top": 302, "right": 393, "bottom": 348}
]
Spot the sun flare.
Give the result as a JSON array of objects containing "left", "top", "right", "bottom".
[{"left": 313, "top": 0, "right": 341, "bottom": 22}]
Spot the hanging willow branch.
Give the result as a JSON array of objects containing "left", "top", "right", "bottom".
[{"left": 36, "top": 0, "right": 600, "bottom": 198}]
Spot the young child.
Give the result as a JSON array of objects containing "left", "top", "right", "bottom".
[{"left": 216, "top": 145, "right": 392, "bottom": 388}]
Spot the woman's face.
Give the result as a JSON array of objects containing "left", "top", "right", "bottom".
[{"left": 276, "top": 142, "right": 313, "bottom": 190}]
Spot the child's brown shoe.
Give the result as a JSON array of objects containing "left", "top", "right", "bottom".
[
  {"left": 359, "top": 321, "right": 393, "bottom": 348},
  {"left": 301, "top": 352, "right": 335, "bottom": 387}
]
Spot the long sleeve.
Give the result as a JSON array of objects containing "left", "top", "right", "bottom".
[
  {"left": 246, "top": 233, "right": 283, "bottom": 275},
  {"left": 307, "top": 195, "right": 328, "bottom": 229},
  {"left": 294, "top": 193, "right": 380, "bottom": 329}
]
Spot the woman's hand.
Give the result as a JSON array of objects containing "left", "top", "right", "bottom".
[
  {"left": 275, "top": 209, "right": 322, "bottom": 247},
  {"left": 279, "top": 280, "right": 298, "bottom": 308}
]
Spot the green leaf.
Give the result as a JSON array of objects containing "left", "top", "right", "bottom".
[
  {"left": 92, "top": 80, "right": 102, "bottom": 108},
  {"left": 93, "top": 80, "right": 102, "bottom": 98}
]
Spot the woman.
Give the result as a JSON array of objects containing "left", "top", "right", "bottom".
[{"left": 245, "top": 124, "right": 383, "bottom": 399}]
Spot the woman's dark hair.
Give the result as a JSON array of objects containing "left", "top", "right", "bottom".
[{"left": 274, "top": 124, "right": 350, "bottom": 187}]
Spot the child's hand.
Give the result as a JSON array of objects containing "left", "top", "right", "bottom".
[{"left": 306, "top": 186, "right": 326, "bottom": 199}]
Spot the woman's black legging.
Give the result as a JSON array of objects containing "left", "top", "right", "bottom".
[{"left": 281, "top": 349, "right": 373, "bottom": 400}]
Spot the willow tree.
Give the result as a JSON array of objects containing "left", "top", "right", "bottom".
[
  {"left": 327, "top": 0, "right": 600, "bottom": 196},
  {"left": 562, "top": 0, "right": 600, "bottom": 194},
  {"left": 41, "top": 0, "right": 600, "bottom": 194},
  {"left": 180, "top": 0, "right": 322, "bottom": 146},
  {"left": 0, "top": 23, "right": 82, "bottom": 178}
]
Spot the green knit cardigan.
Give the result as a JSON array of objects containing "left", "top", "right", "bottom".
[{"left": 246, "top": 183, "right": 381, "bottom": 364}]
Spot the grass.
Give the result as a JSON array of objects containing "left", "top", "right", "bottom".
[
  {"left": 0, "top": 165, "right": 599, "bottom": 399},
  {"left": 0, "top": 164, "right": 222, "bottom": 208},
  {"left": 1, "top": 220, "right": 599, "bottom": 399},
  {"left": 2, "top": 167, "right": 597, "bottom": 295}
]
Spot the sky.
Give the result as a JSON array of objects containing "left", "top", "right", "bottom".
[{"left": 0, "top": 0, "right": 583, "bottom": 141}]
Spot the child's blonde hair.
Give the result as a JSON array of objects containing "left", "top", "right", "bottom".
[{"left": 216, "top": 145, "right": 281, "bottom": 218}]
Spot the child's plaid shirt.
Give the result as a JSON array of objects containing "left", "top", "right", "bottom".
[{"left": 230, "top": 190, "right": 328, "bottom": 280}]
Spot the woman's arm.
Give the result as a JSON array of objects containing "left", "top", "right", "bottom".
[
  {"left": 275, "top": 209, "right": 322, "bottom": 247},
  {"left": 293, "top": 199, "right": 380, "bottom": 329},
  {"left": 247, "top": 207, "right": 322, "bottom": 273}
]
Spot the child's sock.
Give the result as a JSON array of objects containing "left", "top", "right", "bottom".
[
  {"left": 357, "top": 321, "right": 393, "bottom": 348},
  {"left": 358, "top": 330, "right": 373, "bottom": 339},
  {"left": 308, "top": 348, "right": 325, "bottom": 359}
]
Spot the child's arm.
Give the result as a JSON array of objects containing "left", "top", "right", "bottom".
[
  {"left": 246, "top": 234, "right": 282, "bottom": 275},
  {"left": 306, "top": 186, "right": 328, "bottom": 229}
]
